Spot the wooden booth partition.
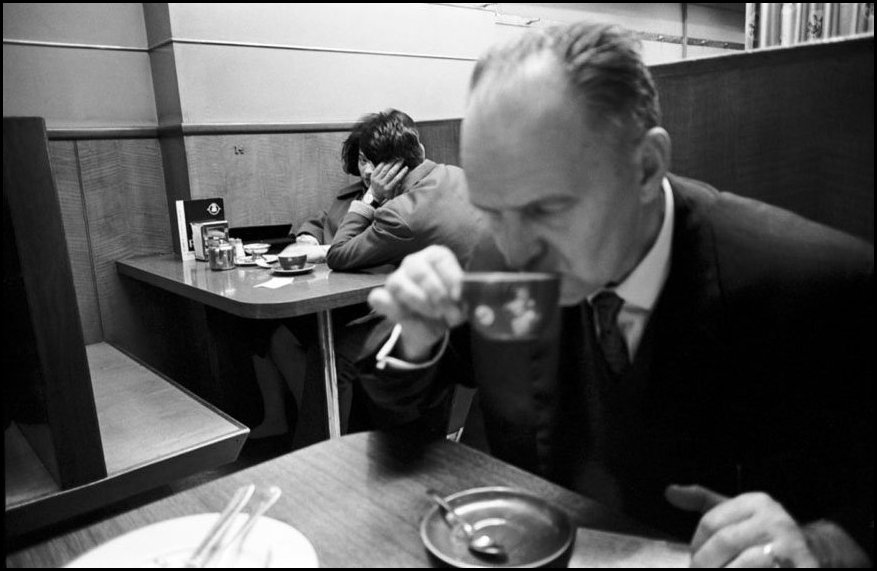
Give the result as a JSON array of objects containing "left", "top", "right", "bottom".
[
  {"left": 3, "top": 118, "right": 108, "bottom": 490},
  {"left": 5, "top": 118, "right": 248, "bottom": 540},
  {"left": 653, "top": 35, "right": 874, "bottom": 243}
]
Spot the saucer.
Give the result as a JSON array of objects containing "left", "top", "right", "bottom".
[
  {"left": 420, "top": 487, "right": 574, "bottom": 568},
  {"left": 238, "top": 255, "right": 277, "bottom": 267},
  {"left": 272, "top": 264, "right": 315, "bottom": 276},
  {"left": 65, "top": 514, "right": 318, "bottom": 568}
]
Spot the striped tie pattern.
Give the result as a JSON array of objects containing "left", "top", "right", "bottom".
[{"left": 591, "top": 291, "right": 631, "bottom": 378}]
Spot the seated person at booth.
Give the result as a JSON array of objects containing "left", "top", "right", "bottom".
[
  {"left": 249, "top": 126, "right": 368, "bottom": 441},
  {"left": 326, "top": 109, "right": 483, "bottom": 272},
  {"left": 362, "top": 22, "right": 874, "bottom": 567},
  {"left": 283, "top": 126, "right": 368, "bottom": 259},
  {"left": 252, "top": 110, "right": 483, "bottom": 443}
]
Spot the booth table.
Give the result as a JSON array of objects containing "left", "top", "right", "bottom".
[
  {"left": 116, "top": 255, "right": 388, "bottom": 439},
  {"left": 6, "top": 431, "right": 688, "bottom": 568}
]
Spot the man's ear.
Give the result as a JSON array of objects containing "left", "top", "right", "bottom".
[{"left": 637, "top": 127, "right": 671, "bottom": 191}]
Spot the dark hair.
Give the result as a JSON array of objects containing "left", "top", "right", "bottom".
[
  {"left": 341, "top": 123, "right": 367, "bottom": 176},
  {"left": 356, "top": 109, "right": 424, "bottom": 170},
  {"left": 470, "top": 22, "right": 660, "bottom": 143}
]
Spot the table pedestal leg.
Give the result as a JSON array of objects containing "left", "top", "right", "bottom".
[{"left": 316, "top": 310, "right": 341, "bottom": 439}]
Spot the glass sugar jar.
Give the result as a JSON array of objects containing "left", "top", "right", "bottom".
[{"left": 207, "top": 238, "right": 235, "bottom": 271}]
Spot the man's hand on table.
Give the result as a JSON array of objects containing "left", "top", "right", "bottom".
[{"left": 666, "top": 484, "right": 869, "bottom": 567}]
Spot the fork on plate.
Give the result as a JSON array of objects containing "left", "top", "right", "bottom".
[{"left": 184, "top": 485, "right": 282, "bottom": 568}]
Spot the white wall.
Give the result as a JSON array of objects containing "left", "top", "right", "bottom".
[
  {"left": 491, "top": 3, "right": 744, "bottom": 63},
  {"left": 2, "top": 2, "right": 148, "bottom": 47},
  {"left": 2, "top": 3, "right": 744, "bottom": 129},
  {"left": 165, "top": 3, "right": 743, "bottom": 125},
  {"left": 687, "top": 3, "right": 746, "bottom": 58},
  {"left": 165, "top": 3, "right": 491, "bottom": 125},
  {"left": 2, "top": 3, "right": 157, "bottom": 129}
]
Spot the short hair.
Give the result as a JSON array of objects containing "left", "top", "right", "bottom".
[
  {"left": 356, "top": 109, "right": 424, "bottom": 169},
  {"left": 470, "top": 22, "right": 660, "bottom": 143}
]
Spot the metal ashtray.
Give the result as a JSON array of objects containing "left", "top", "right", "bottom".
[{"left": 420, "top": 487, "right": 575, "bottom": 568}]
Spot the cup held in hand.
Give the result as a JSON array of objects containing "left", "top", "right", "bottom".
[
  {"left": 278, "top": 254, "right": 307, "bottom": 270},
  {"left": 460, "top": 272, "right": 559, "bottom": 341}
]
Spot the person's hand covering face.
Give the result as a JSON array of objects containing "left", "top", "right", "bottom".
[{"left": 368, "top": 160, "right": 409, "bottom": 203}]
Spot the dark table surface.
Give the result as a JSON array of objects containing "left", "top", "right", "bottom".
[{"left": 6, "top": 431, "right": 687, "bottom": 568}]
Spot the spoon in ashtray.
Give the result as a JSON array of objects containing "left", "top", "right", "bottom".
[{"left": 426, "top": 489, "right": 506, "bottom": 559}]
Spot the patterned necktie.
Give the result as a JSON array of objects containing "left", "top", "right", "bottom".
[{"left": 591, "top": 291, "right": 631, "bottom": 378}]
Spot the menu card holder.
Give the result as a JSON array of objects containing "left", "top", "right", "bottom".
[{"left": 175, "top": 198, "right": 226, "bottom": 260}]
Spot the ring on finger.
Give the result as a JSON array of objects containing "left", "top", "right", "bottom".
[{"left": 762, "top": 543, "right": 793, "bottom": 568}]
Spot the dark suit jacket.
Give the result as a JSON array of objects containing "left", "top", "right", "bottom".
[
  {"left": 295, "top": 181, "right": 363, "bottom": 244},
  {"left": 359, "top": 174, "right": 874, "bottom": 553}
]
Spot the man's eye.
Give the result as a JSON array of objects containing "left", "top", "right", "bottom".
[{"left": 527, "top": 201, "right": 567, "bottom": 216}]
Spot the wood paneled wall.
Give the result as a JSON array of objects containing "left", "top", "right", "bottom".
[
  {"left": 184, "top": 121, "right": 462, "bottom": 231},
  {"left": 45, "top": 138, "right": 214, "bottom": 398},
  {"left": 654, "top": 36, "right": 874, "bottom": 243},
  {"left": 48, "top": 141, "right": 102, "bottom": 344},
  {"left": 48, "top": 139, "right": 173, "bottom": 349},
  {"left": 419, "top": 120, "right": 462, "bottom": 169},
  {"left": 186, "top": 132, "right": 355, "bottom": 230},
  {"left": 76, "top": 139, "right": 173, "bottom": 342}
]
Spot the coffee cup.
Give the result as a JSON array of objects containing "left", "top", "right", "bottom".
[
  {"left": 278, "top": 254, "right": 307, "bottom": 270},
  {"left": 460, "top": 272, "right": 559, "bottom": 341}
]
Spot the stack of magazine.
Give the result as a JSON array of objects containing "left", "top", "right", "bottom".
[{"left": 746, "top": 3, "right": 874, "bottom": 50}]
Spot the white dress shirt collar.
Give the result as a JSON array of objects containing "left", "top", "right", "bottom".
[{"left": 594, "top": 177, "right": 674, "bottom": 311}]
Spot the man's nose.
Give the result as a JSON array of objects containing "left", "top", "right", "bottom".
[{"left": 498, "top": 214, "right": 542, "bottom": 269}]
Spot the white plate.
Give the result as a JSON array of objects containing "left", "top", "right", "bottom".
[
  {"left": 65, "top": 514, "right": 318, "bottom": 568},
  {"left": 272, "top": 264, "right": 315, "bottom": 276}
]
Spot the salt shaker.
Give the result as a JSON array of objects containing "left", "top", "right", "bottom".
[{"left": 232, "top": 238, "right": 246, "bottom": 260}]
